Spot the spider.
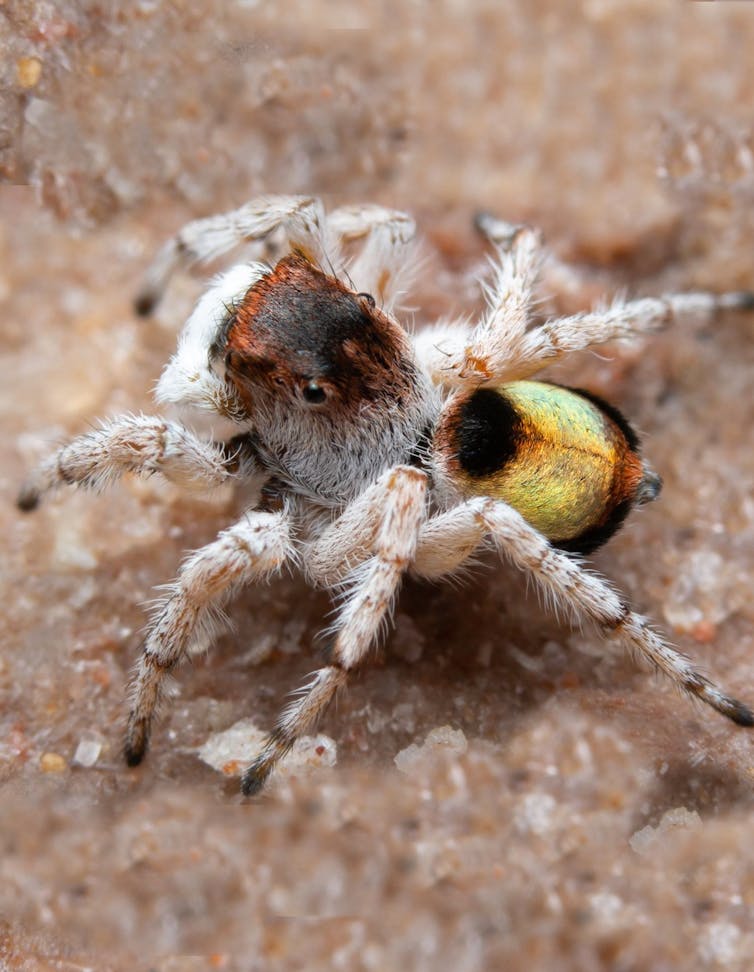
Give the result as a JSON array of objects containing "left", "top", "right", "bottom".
[{"left": 18, "top": 195, "right": 754, "bottom": 795}]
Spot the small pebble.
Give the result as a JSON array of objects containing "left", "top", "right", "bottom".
[
  {"left": 629, "top": 806, "right": 702, "bottom": 856},
  {"left": 72, "top": 733, "right": 104, "bottom": 768},
  {"left": 39, "top": 752, "right": 67, "bottom": 774},
  {"left": 394, "top": 725, "right": 467, "bottom": 774},
  {"left": 197, "top": 718, "right": 337, "bottom": 782},
  {"left": 16, "top": 57, "right": 42, "bottom": 89}
]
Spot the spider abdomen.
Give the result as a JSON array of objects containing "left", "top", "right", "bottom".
[{"left": 440, "top": 381, "right": 660, "bottom": 553}]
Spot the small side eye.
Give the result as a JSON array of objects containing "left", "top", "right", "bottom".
[
  {"left": 358, "top": 292, "right": 376, "bottom": 308},
  {"left": 302, "top": 380, "right": 327, "bottom": 404},
  {"left": 225, "top": 350, "right": 242, "bottom": 371}
]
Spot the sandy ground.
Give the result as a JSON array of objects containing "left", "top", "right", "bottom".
[{"left": 2, "top": 2, "right": 754, "bottom": 969}]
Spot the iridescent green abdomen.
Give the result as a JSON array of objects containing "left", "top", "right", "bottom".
[{"left": 439, "top": 381, "right": 660, "bottom": 553}]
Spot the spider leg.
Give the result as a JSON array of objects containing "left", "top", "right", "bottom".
[
  {"left": 417, "top": 210, "right": 754, "bottom": 388},
  {"left": 16, "top": 415, "right": 256, "bottom": 512},
  {"left": 412, "top": 225, "right": 542, "bottom": 386},
  {"left": 125, "top": 509, "right": 293, "bottom": 766},
  {"left": 241, "top": 466, "right": 427, "bottom": 795},
  {"left": 412, "top": 503, "right": 491, "bottom": 580},
  {"left": 327, "top": 204, "right": 417, "bottom": 312},
  {"left": 475, "top": 211, "right": 603, "bottom": 310},
  {"left": 412, "top": 497, "right": 753, "bottom": 727},
  {"left": 303, "top": 465, "right": 427, "bottom": 588},
  {"left": 474, "top": 211, "right": 542, "bottom": 252},
  {"left": 135, "top": 195, "right": 335, "bottom": 315},
  {"left": 425, "top": 278, "right": 754, "bottom": 390},
  {"left": 479, "top": 290, "right": 754, "bottom": 383}
]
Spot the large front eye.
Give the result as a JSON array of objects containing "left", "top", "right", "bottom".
[{"left": 302, "top": 380, "right": 327, "bottom": 404}]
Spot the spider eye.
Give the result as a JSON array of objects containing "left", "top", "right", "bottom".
[
  {"left": 302, "top": 380, "right": 327, "bottom": 404},
  {"left": 225, "top": 350, "right": 241, "bottom": 371},
  {"left": 358, "top": 292, "right": 376, "bottom": 308}
]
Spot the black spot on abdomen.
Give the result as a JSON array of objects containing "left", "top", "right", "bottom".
[{"left": 456, "top": 388, "right": 522, "bottom": 477}]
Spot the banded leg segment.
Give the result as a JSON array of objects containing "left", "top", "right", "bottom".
[
  {"left": 413, "top": 225, "right": 542, "bottom": 387},
  {"left": 303, "top": 465, "right": 432, "bottom": 588},
  {"left": 135, "top": 195, "right": 335, "bottom": 315},
  {"left": 16, "top": 415, "right": 248, "bottom": 512},
  {"left": 125, "top": 510, "right": 293, "bottom": 766},
  {"left": 480, "top": 499, "right": 753, "bottom": 724},
  {"left": 413, "top": 497, "right": 753, "bottom": 726},
  {"left": 241, "top": 466, "right": 428, "bottom": 795},
  {"left": 475, "top": 211, "right": 607, "bottom": 312},
  {"left": 428, "top": 289, "right": 754, "bottom": 390},
  {"left": 484, "top": 291, "right": 754, "bottom": 383},
  {"left": 418, "top": 209, "right": 754, "bottom": 389}
]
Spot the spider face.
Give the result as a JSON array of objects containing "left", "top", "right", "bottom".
[
  {"left": 223, "top": 254, "right": 418, "bottom": 419},
  {"left": 18, "top": 195, "right": 754, "bottom": 794}
]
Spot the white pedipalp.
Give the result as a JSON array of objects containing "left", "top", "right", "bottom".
[{"left": 155, "top": 262, "right": 267, "bottom": 417}]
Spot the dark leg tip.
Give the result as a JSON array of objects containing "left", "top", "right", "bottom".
[
  {"left": 124, "top": 745, "right": 145, "bottom": 767},
  {"left": 133, "top": 291, "right": 158, "bottom": 317},
  {"left": 240, "top": 775, "right": 264, "bottom": 797},
  {"left": 473, "top": 211, "right": 530, "bottom": 250},
  {"left": 718, "top": 290, "right": 754, "bottom": 313},
  {"left": 728, "top": 700, "right": 754, "bottom": 728},
  {"left": 16, "top": 486, "right": 40, "bottom": 512},
  {"left": 726, "top": 290, "right": 754, "bottom": 312},
  {"left": 241, "top": 758, "right": 271, "bottom": 797},
  {"left": 124, "top": 726, "right": 147, "bottom": 766}
]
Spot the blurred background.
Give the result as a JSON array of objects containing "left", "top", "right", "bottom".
[{"left": 2, "top": 2, "right": 754, "bottom": 970}]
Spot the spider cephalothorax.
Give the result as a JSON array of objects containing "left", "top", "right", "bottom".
[
  {"left": 219, "top": 252, "right": 436, "bottom": 505},
  {"left": 18, "top": 195, "right": 754, "bottom": 795},
  {"left": 225, "top": 252, "right": 417, "bottom": 409}
]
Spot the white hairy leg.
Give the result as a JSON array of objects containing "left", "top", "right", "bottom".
[
  {"left": 241, "top": 466, "right": 428, "bottom": 794},
  {"left": 411, "top": 503, "right": 491, "bottom": 580},
  {"left": 412, "top": 225, "right": 541, "bottom": 386},
  {"left": 415, "top": 211, "right": 754, "bottom": 389},
  {"left": 16, "top": 415, "right": 247, "bottom": 511},
  {"left": 327, "top": 204, "right": 417, "bottom": 311},
  {"left": 412, "top": 497, "right": 753, "bottom": 726},
  {"left": 475, "top": 211, "right": 603, "bottom": 312},
  {"left": 135, "top": 195, "right": 336, "bottom": 315},
  {"left": 468, "top": 291, "right": 754, "bottom": 384},
  {"left": 417, "top": 287, "right": 753, "bottom": 390},
  {"left": 125, "top": 510, "right": 294, "bottom": 766},
  {"left": 303, "top": 465, "right": 431, "bottom": 588}
]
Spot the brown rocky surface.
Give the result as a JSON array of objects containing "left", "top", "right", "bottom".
[{"left": 2, "top": 2, "right": 754, "bottom": 970}]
